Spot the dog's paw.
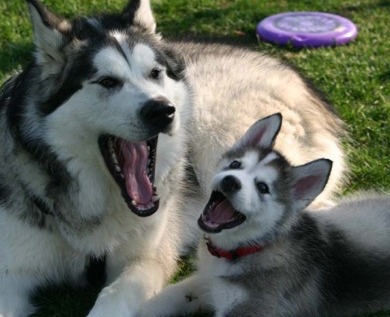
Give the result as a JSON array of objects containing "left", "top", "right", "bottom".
[
  {"left": 0, "top": 301, "right": 35, "bottom": 317},
  {"left": 136, "top": 305, "right": 161, "bottom": 317},
  {"left": 87, "top": 302, "right": 131, "bottom": 317},
  {"left": 86, "top": 287, "right": 133, "bottom": 317}
]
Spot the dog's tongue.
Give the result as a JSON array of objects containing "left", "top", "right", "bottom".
[
  {"left": 207, "top": 199, "right": 236, "bottom": 224},
  {"left": 121, "top": 141, "right": 153, "bottom": 205}
]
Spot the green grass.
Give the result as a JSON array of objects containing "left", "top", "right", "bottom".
[{"left": 0, "top": 0, "right": 389, "bottom": 316}]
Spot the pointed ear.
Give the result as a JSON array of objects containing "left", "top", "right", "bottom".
[
  {"left": 291, "top": 159, "right": 333, "bottom": 210},
  {"left": 26, "top": 0, "right": 71, "bottom": 72},
  {"left": 233, "top": 113, "right": 282, "bottom": 150},
  {"left": 122, "top": 0, "right": 156, "bottom": 33}
]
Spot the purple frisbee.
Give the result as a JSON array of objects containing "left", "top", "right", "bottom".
[{"left": 256, "top": 12, "right": 358, "bottom": 48}]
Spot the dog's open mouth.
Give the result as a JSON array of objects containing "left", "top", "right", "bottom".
[
  {"left": 99, "top": 135, "right": 159, "bottom": 217},
  {"left": 198, "top": 191, "right": 246, "bottom": 233}
]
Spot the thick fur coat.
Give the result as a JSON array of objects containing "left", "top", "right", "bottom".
[
  {"left": 138, "top": 115, "right": 390, "bottom": 317},
  {"left": 0, "top": 1, "right": 346, "bottom": 316}
]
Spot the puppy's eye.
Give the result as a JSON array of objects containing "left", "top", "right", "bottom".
[
  {"left": 149, "top": 68, "right": 162, "bottom": 80},
  {"left": 256, "top": 182, "right": 270, "bottom": 194},
  {"left": 229, "top": 160, "right": 241, "bottom": 169},
  {"left": 96, "top": 77, "right": 121, "bottom": 89}
]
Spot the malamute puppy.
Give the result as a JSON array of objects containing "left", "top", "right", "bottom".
[
  {"left": 138, "top": 114, "right": 390, "bottom": 317},
  {"left": 0, "top": 0, "right": 346, "bottom": 316}
]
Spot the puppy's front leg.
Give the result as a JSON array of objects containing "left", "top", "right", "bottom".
[{"left": 137, "top": 274, "right": 212, "bottom": 317}]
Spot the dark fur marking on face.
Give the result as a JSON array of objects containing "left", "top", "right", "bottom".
[
  {"left": 223, "top": 146, "right": 275, "bottom": 163},
  {"left": 39, "top": 45, "right": 98, "bottom": 116},
  {"left": 72, "top": 16, "right": 129, "bottom": 41},
  {"left": 39, "top": 77, "right": 81, "bottom": 115},
  {"left": 156, "top": 46, "right": 186, "bottom": 81},
  {"left": 111, "top": 27, "right": 186, "bottom": 82},
  {"left": 40, "top": 81, "right": 83, "bottom": 116}
]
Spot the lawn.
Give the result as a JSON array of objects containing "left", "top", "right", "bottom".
[{"left": 0, "top": 0, "right": 389, "bottom": 316}]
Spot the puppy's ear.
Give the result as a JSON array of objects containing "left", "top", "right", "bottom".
[
  {"left": 26, "top": 0, "right": 71, "bottom": 73},
  {"left": 233, "top": 113, "right": 282, "bottom": 150},
  {"left": 291, "top": 159, "right": 333, "bottom": 210},
  {"left": 122, "top": 0, "right": 156, "bottom": 33}
]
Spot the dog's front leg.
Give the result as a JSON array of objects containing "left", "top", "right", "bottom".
[
  {"left": 87, "top": 257, "right": 170, "bottom": 317},
  {"left": 137, "top": 274, "right": 213, "bottom": 317},
  {"left": 0, "top": 276, "right": 36, "bottom": 317}
]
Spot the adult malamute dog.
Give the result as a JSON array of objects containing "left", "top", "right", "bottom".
[
  {"left": 138, "top": 114, "right": 390, "bottom": 317},
  {"left": 0, "top": 0, "right": 345, "bottom": 316}
]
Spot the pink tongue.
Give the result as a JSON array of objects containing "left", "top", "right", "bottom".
[
  {"left": 208, "top": 199, "right": 236, "bottom": 224},
  {"left": 121, "top": 141, "right": 153, "bottom": 205}
]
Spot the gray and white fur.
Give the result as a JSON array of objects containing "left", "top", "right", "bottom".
[
  {"left": 138, "top": 114, "right": 390, "bottom": 317},
  {"left": 0, "top": 1, "right": 346, "bottom": 316}
]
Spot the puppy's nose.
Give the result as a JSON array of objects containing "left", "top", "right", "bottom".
[
  {"left": 140, "top": 97, "right": 175, "bottom": 131},
  {"left": 221, "top": 175, "right": 241, "bottom": 193}
]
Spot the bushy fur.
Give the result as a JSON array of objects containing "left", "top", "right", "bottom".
[
  {"left": 0, "top": 1, "right": 346, "bottom": 316},
  {"left": 138, "top": 115, "right": 390, "bottom": 317}
]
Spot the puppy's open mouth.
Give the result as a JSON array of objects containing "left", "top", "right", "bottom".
[
  {"left": 99, "top": 135, "right": 159, "bottom": 217},
  {"left": 198, "top": 191, "right": 246, "bottom": 233}
]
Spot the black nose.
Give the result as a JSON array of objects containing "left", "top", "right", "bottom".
[
  {"left": 221, "top": 175, "right": 241, "bottom": 193},
  {"left": 140, "top": 98, "right": 176, "bottom": 132}
]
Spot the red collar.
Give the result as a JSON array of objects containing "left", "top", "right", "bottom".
[{"left": 206, "top": 238, "right": 264, "bottom": 261}]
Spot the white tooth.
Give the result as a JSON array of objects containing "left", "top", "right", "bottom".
[
  {"left": 114, "top": 164, "right": 121, "bottom": 172},
  {"left": 112, "top": 154, "right": 119, "bottom": 164},
  {"left": 131, "top": 200, "right": 137, "bottom": 206},
  {"left": 120, "top": 173, "right": 124, "bottom": 179},
  {"left": 138, "top": 205, "right": 147, "bottom": 211},
  {"left": 152, "top": 195, "right": 160, "bottom": 202}
]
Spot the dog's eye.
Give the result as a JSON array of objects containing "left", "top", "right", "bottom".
[
  {"left": 229, "top": 160, "right": 241, "bottom": 169},
  {"left": 149, "top": 68, "right": 162, "bottom": 80},
  {"left": 96, "top": 77, "right": 121, "bottom": 89},
  {"left": 256, "top": 182, "right": 270, "bottom": 194}
]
